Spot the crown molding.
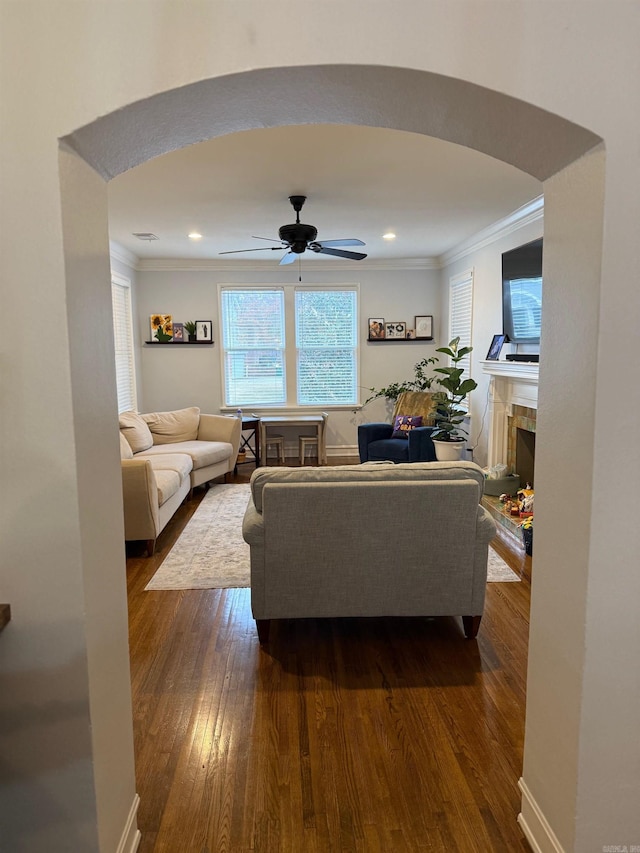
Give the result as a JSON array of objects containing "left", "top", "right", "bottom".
[
  {"left": 437, "top": 195, "right": 544, "bottom": 268},
  {"left": 109, "top": 241, "right": 139, "bottom": 270},
  {"left": 135, "top": 257, "right": 440, "bottom": 272}
]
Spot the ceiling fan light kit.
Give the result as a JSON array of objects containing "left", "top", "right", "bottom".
[{"left": 220, "top": 195, "right": 367, "bottom": 265}]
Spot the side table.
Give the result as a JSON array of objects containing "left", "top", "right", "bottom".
[{"left": 234, "top": 416, "right": 261, "bottom": 472}]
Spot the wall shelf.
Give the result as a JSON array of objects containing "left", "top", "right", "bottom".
[
  {"left": 367, "top": 338, "right": 433, "bottom": 343},
  {"left": 145, "top": 341, "right": 215, "bottom": 342}
]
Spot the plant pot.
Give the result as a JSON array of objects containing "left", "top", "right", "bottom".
[
  {"left": 188, "top": 333, "right": 197, "bottom": 342},
  {"left": 433, "top": 438, "right": 466, "bottom": 461}
]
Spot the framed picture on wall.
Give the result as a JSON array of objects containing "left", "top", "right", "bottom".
[
  {"left": 196, "top": 320, "right": 213, "bottom": 342},
  {"left": 385, "top": 321, "right": 407, "bottom": 339},
  {"left": 368, "top": 318, "right": 386, "bottom": 339},
  {"left": 172, "top": 322, "right": 184, "bottom": 341},
  {"left": 414, "top": 315, "right": 433, "bottom": 340}
]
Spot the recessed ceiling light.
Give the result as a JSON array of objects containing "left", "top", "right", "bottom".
[
  {"left": 188, "top": 232, "right": 203, "bottom": 241},
  {"left": 382, "top": 232, "right": 396, "bottom": 240}
]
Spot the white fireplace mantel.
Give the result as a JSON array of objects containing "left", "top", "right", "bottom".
[{"left": 481, "top": 360, "right": 539, "bottom": 468}]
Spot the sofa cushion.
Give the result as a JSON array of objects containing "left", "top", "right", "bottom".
[
  {"left": 366, "top": 438, "right": 413, "bottom": 463},
  {"left": 249, "top": 460, "right": 486, "bottom": 514},
  {"left": 119, "top": 431, "right": 134, "bottom": 460},
  {"left": 142, "top": 407, "right": 200, "bottom": 444},
  {"left": 139, "top": 440, "right": 231, "bottom": 470},
  {"left": 153, "top": 468, "right": 182, "bottom": 506},
  {"left": 119, "top": 411, "right": 154, "bottom": 453},
  {"left": 140, "top": 452, "right": 193, "bottom": 481},
  {"left": 391, "top": 414, "right": 423, "bottom": 439}
]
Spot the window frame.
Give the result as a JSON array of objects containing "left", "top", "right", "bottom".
[
  {"left": 448, "top": 269, "right": 474, "bottom": 413},
  {"left": 111, "top": 271, "right": 137, "bottom": 413},
  {"left": 219, "top": 283, "right": 360, "bottom": 410}
]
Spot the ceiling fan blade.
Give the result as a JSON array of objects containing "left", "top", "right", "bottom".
[
  {"left": 251, "top": 236, "right": 287, "bottom": 244},
  {"left": 316, "top": 247, "right": 368, "bottom": 261},
  {"left": 279, "top": 252, "right": 297, "bottom": 265},
  {"left": 219, "top": 247, "right": 284, "bottom": 255},
  {"left": 315, "top": 239, "right": 365, "bottom": 248}
]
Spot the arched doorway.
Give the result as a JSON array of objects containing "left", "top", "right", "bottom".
[{"left": 59, "top": 64, "right": 605, "bottom": 850}]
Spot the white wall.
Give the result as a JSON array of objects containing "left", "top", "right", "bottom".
[
  {"left": 441, "top": 214, "right": 544, "bottom": 468},
  {"left": 1, "top": 3, "right": 638, "bottom": 851},
  {"left": 134, "top": 265, "right": 441, "bottom": 453}
]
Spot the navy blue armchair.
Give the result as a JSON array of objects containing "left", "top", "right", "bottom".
[{"left": 358, "top": 391, "right": 438, "bottom": 463}]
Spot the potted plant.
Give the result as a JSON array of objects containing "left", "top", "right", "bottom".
[
  {"left": 183, "top": 320, "right": 197, "bottom": 342},
  {"left": 364, "top": 355, "right": 440, "bottom": 405},
  {"left": 430, "top": 336, "right": 477, "bottom": 461}
]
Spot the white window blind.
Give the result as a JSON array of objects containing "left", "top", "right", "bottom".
[
  {"left": 295, "top": 289, "right": 358, "bottom": 405},
  {"left": 111, "top": 274, "right": 137, "bottom": 413},
  {"left": 220, "top": 285, "right": 359, "bottom": 407},
  {"left": 221, "top": 289, "right": 286, "bottom": 406},
  {"left": 449, "top": 270, "right": 474, "bottom": 411}
]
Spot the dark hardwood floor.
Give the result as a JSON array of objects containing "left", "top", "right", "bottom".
[{"left": 126, "top": 459, "right": 532, "bottom": 852}]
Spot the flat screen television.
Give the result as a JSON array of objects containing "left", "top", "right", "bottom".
[{"left": 502, "top": 238, "right": 543, "bottom": 344}]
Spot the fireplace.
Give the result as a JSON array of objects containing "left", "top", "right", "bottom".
[
  {"left": 481, "top": 361, "right": 539, "bottom": 547},
  {"left": 481, "top": 361, "right": 539, "bottom": 482},
  {"left": 507, "top": 406, "right": 537, "bottom": 487}
]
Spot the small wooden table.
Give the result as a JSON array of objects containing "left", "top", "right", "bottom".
[
  {"left": 259, "top": 415, "right": 327, "bottom": 466},
  {"left": 235, "top": 416, "right": 261, "bottom": 471}
]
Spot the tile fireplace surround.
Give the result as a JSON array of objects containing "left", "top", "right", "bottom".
[
  {"left": 481, "top": 360, "right": 539, "bottom": 546},
  {"left": 481, "top": 360, "right": 539, "bottom": 472}
]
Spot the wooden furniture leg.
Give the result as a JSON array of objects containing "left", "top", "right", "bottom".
[
  {"left": 462, "top": 615, "right": 482, "bottom": 639},
  {"left": 256, "top": 619, "right": 271, "bottom": 644}
]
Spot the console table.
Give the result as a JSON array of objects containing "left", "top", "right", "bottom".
[
  {"left": 235, "top": 416, "right": 261, "bottom": 471},
  {"left": 259, "top": 415, "right": 327, "bottom": 466}
]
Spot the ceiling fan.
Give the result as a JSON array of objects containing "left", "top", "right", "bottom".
[{"left": 219, "top": 195, "right": 367, "bottom": 265}]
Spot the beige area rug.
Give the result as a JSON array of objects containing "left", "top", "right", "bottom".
[{"left": 145, "top": 483, "right": 520, "bottom": 591}]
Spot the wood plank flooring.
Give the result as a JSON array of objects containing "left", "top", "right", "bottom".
[{"left": 126, "top": 460, "right": 532, "bottom": 852}]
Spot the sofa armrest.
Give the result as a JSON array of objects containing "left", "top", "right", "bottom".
[
  {"left": 121, "top": 458, "right": 159, "bottom": 539},
  {"left": 407, "top": 426, "right": 437, "bottom": 462},
  {"left": 198, "top": 414, "right": 241, "bottom": 460},
  {"left": 357, "top": 422, "right": 393, "bottom": 462}
]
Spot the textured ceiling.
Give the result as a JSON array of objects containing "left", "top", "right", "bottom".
[{"left": 107, "top": 124, "right": 542, "bottom": 264}]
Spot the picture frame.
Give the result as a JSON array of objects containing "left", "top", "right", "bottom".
[
  {"left": 172, "top": 322, "right": 184, "bottom": 342},
  {"left": 385, "top": 321, "right": 407, "bottom": 339},
  {"left": 486, "top": 333, "right": 506, "bottom": 360},
  {"left": 196, "top": 320, "right": 213, "bottom": 342},
  {"left": 149, "top": 313, "right": 173, "bottom": 342},
  {"left": 414, "top": 315, "right": 433, "bottom": 340},
  {"left": 406, "top": 329, "right": 416, "bottom": 339},
  {"left": 368, "top": 318, "right": 385, "bottom": 339}
]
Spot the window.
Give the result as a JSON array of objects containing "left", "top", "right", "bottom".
[
  {"left": 221, "top": 289, "right": 286, "bottom": 406},
  {"left": 111, "top": 272, "right": 137, "bottom": 413},
  {"left": 448, "top": 270, "right": 474, "bottom": 411},
  {"left": 296, "top": 289, "right": 357, "bottom": 405},
  {"left": 220, "top": 285, "right": 359, "bottom": 407}
]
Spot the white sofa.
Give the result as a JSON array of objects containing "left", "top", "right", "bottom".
[{"left": 119, "top": 407, "right": 241, "bottom": 554}]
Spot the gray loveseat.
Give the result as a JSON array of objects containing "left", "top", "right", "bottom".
[{"left": 242, "top": 460, "right": 497, "bottom": 642}]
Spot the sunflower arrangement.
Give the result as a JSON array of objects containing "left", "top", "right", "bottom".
[{"left": 150, "top": 314, "right": 173, "bottom": 342}]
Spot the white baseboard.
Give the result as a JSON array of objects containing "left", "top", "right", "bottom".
[
  {"left": 518, "top": 778, "right": 566, "bottom": 853},
  {"left": 117, "top": 793, "right": 141, "bottom": 853}
]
